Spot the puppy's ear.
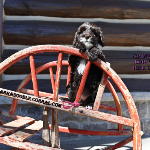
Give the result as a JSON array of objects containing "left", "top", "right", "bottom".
[
  {"left": 73, "top": 32, "right": 78, "bottom": 47},
  {"left": 98, "top": 29, "right": 105, "bottom": 47}
]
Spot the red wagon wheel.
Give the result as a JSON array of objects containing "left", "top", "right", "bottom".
[{"left": 0, "top": 45, "right": 142, "bottom": 150}]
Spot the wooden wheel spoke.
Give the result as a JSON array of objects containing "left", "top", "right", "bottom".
[
  {"left": 75, "top": 107, "right": 133, "bottom": 127},
  {"left": 51, "top": 52, "right": 63, "bottom": 149},
  {"left": 53, "top": 53, "right": 63, "bottom": 102},
  {"left": 107, "top": 80, "right": 123, "bottom": 131},
  {"left": 9, "top": 98, "right": 19, "bottom": 115},
  {"left": 29, "top": 54, "right": 39, "bottom": 97},
  {"left": 93, "top": 72, "right": 108, "bottom": 111},
  {"left": 66, "top": 65, "right": 71, "bottom": 97},
  {"left": 49, "top": 67, "right": 55, "bottom": 93}
]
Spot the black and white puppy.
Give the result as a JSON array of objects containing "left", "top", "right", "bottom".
[{"left": 62, "top": 22, "right": 106, "bottom": 108}]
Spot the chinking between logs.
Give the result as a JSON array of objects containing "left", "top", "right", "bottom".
[{"left": 0, "top": 88, "right": 62, "bottom": 108}]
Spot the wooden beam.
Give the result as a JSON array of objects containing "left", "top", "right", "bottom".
[
  {"left": 0, "top": 0, "right": 3, "bottom": 88},
  {"left": 4, "top": 0, "right": 150, "bottom": 19},
  {"left": 3, "top": 21, "right": 150, "bottom": 46},
  {"left": 0, "top": 117, "right": 35, "bottom": 136},
  {"left": 2, "top": 50, "right": 150, "bottom": 74},
  {"left": 8, "top": 120, "right": 43, "bottom": 142}
]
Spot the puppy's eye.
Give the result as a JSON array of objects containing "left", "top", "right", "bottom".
[
  {"left": 91, "top": 28, "right": 98, "bottom": 36},
  {"left": 93, "top": 31, "right": 98, "bottom": 36},
  {"left": 78, "top": 26, "right": 86, "bottom": 34}
]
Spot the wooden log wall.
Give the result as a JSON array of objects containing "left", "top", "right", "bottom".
[
  {"left": 3, "top": 21, "right": 150, "bottom": 46},
  {"left": 2, "top": 0, "right": 150, "bottom": 93},
  {"left": 4, "top": 0, "right": 150, "bottom": 19}
]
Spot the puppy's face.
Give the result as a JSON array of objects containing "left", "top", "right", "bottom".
[{"left": 73, "top": 22, "right": 104, "bottom": 50}]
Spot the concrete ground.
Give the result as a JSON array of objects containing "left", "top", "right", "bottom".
[{"left": 0, "top": 135, "right": 149, "bottom": 150}]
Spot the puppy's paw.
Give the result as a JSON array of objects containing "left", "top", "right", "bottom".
[
  {"left": 59, "top": 97, "right": 69, "bottom": 102},
  {"left": 88, "top": 52, "right": 98, "bottom": 62}
]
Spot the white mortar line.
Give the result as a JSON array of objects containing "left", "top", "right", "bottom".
[{"left": 4, "top": 15, "right": 150, "bottom": 24}]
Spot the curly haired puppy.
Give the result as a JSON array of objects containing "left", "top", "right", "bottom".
[{"left": 62, "top": 22, "right": 106, "bottom": 108}]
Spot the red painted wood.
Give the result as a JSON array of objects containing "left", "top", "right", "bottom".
[
  {"left": 29, "top": 54, "right": 39, "bottom": 97},
  {"left": 49, "top": 67, "right": 55, "bottom": 92},
  {"left": 9, "top": 98, "right": 18, "bottom": 115},
  {"left": 66, "top": 65, "right": 71, "bottom": 97},
  {"left": 53, "top": 53, "right": 63, "bottom": 102},
  {"left": 0, "top": 136, "right": 59, "bottom": 150},
  {"left": 98, "top": 60, "right": 141, "bottom": 150},
  {"left": 0, "top": 87, "right": 134, "bottom": 127},
  {"left": 93, "top": 72, "right": 108, "bottom": 111},
  {"left": 9, "top": 120, "right": 43, "bottom": 142},
  {"left": 99, "top": 104, "right": 117, "bottom": 112},
  {"left": 107, "top": 80, "right": 123, "bottom": 131},
  {"left": 0, "top": 117, "right": 35, "bottom": 136},
  {"left": 49, "top": 125, "right": 132, "bottom": 136},
  {"left": 0, "top": 45, "right": 141, "bottom": 149}
]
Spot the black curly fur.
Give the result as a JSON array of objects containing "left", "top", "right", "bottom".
[{"left": 61, "top": 22, "right": 106, "bottom": 107}]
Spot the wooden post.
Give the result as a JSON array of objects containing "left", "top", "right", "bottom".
[
  {"left": 51, "top": 53, "right": 63, "bottom": 149},
  {"left": 42, "top": 107, "right": 51, "bottom": 147},
  {"left": 0, "top": 0, "right": 3, "bottom": 88}
]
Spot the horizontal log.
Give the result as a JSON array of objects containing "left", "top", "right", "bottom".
[
  {"left": 2, "top": 78, "right": 150, "bottom": 93},
  {"left": 2, "top": 50, "right": 150, "bottom": 74},
  {"left": 3, "top": 21, "right": 150, "bottom": 46},
  {"left": 4, "top": 0, "right": 150, "bottom": 19},
  {"left": 2, "top": 50, "right": 68, "bottom": 74},
  {"left": 2, "top": 79, "right": 67, "bottom": 94}
]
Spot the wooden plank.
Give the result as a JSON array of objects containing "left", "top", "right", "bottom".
[
  {"left": 0, "top": 117, "right": 35, "bottom": 136},
  {"left": 0, "top": 0, "right": 3, "bottom": 88},
  {"left": 3, "top": 49, "right": 150, "bottom": 74},
  {"left": 8, "top": 120, "right": 43, "bottom": 142},
  {"left": 2, "top": 78, "right": 150, "bottom": 93},
  {"left": 3, "top": 21, "right": 150, "bottom": 46},
  {"left": 42, "top": 107, "right": 51, "bottom": 147},
  {"left": 4, "top": 0, "right": 150, "bottom": 19},
  {"left": 0, "top": 137, "right": 60, "bottom": 150}
]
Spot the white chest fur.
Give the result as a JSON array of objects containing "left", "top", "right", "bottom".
[{"left": 77, "top": 59, "right": 87, "bottom": 75}]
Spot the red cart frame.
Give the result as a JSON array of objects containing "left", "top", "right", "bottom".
[{"left": 0, "top": 45, "right": 142, "bottom": 150}]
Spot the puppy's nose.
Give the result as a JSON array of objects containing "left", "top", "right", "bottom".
[{"left": 85, "top": 34, "right": 90, "bottom": 39}]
